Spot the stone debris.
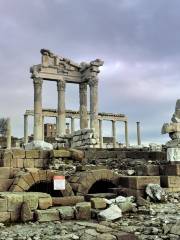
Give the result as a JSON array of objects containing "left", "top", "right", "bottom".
[
  {"left": 146, "top": 184, "right": 166, "bottom": 202},
  {"left": 25, "top": 141, "right": 53, "bottom": 150},
  {"left": 98, "top": 204, "right": 122, "bottom": 221}
]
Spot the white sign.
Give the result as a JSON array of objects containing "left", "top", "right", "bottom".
[{"left": 53, "top": 176, "right": 65, "bottom": 190}]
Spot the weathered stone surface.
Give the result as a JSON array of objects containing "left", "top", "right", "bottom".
[
  {"left": 167, "top": 148, "right": 180, "bottom": 162},
  {"left": 98, "top": 205, "right": 122, "bottom": 221},
  {"left": 91, "top": 198, "right": 107, "bottom": 209},
  {"left": 25, "top": 141, "right": 53, "bottom": 151},
  {"left": 23, "top": 158, "right": 35, "bottom": 168},
  {"left": 135, "top": 165, "right": 159, "bottom": 176},
  {"left": 114, "top": 232, "right": 138, "bottom": 240},
  {"left": 50, "top": 150, "right": 71, "bottom": 158},
  {"left": 75, "top": 202, "right": 91, "bottom": 220},
  {"left": 161, "top": 176, "right": 180, "bottom": 188},
  {"left": 119, "top": 176, "right": 160, "bottom": 190},
  {"left": 0, "top": 212, "right": 10, "bottom": 222},
  {"left": 0, "top": 179, "right": 13, "bottom": 191},
  {"left": 52, "top": 196, "right": 84, "bottom": 206},
  {"left": 96, "top": 233, "right": 116, "bottom": 240},
  {"left": 35, "top": 209, "right": 59, "bottom": 222},
  {"left": 70, "top": 149, "right": 84, "bottom": 161},
  {"left": 12, "top": 149, "right": 25, "bottom": 159},
  {"left": 146, "top": 184, "right": 166, "bottom": 202},
  {"left": 85, "top": 193, "right": 117, "bottom": 201},
  {"left": 38, "top": 197, "right": 52, "bottom": 210},
  {"left": 160, "top": 164, "right": 180, "bottom": 176},
  {"left": 0, "top": 197, "right": 7, "bottom": 212},
  {"left": 25, "top": 150, "right": 40, "bottom": 159},
  {"left": 58, "top": 206, "right": 75, "bottom": 220},
  {"left": 21, "top": 201, "right": 33, "bottom": 222}
]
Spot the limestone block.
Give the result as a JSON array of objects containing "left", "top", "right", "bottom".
[
  {"left": 12, "top": 149, "right": 25, "bottom": 159},
  {"left": 119, "top": 176, "right": 160, "bottom": 190},
  {"left": 75, "top": 202, "right": 91, "bottom": 220},
  {"left": 30, "top": 170, "right": 40, "bottom": 183},
  {"left": 70, "top": 149, "right": 84, "bottom": 161},
  {"left": 0, "top": 212, "right": 10, "bottom": 222},
  {"left": 23, "top": 158, "right": 35, "bottom": 168},
  {"left": 114, "top": 232, "right": 137, "bottom": 240},
  {"left": 10, "top": 211, "right": 20, "bottom": 222},
  {"left": 98, "top": 205, "right": 122, "bottom": 221},
  {"left": 34, "top": 158, "right": 44, "bottom": 168},
  {"left": 52, "top": 196, "right": 84, "bottom": 206},
  {"left": 0, "top": 179, "right": 13, "bottom": 191},
  {"left": 23, "top": 193, "right": 40, "bottom": 210},
  {"left": 13, "top": 177, "right": 30, "bottom": 191},
  {"left": 39, "top": 150, "right": 50, "bottom": 159},
  {"left": 0, "top": 197, "right": 7, "bottom": 212},
  {"left": 26, "top": 150, "right": 40, "bottom": 159},
  {"left": 38, "top": 170, "right": 47, "bottom": 181},
  {"left": 0, "top": 167, "right": 12, "bottom": 179},
  {"left": 22, "top": 173, "right": 35, "bottom": 188},
  {"left": 135, "top": 165, "right": 160, "bottom": 176},
  {"left": 58, "top": 206, "right": 75, "bottom": 220},
  {"left": 91, "top": 198, "right": 107, "bottom": 209},
  {"left": 21, "top": 201, "right": 33, "bottom": 222},
  {"left": 50, "top": 150, "right": 71, "bottom": 158},
  {"left": 38, "top": 197, "right": 52, "bottom": 210},
  {"left": 167, "top": 148, "right": 180, "bottom": 162},
  {"left": 15, "top": 158, "right": 24, "bottom": 168},
  {"left": 161, "top": 176, "right": 180, "bottom": 188},
  {"left": 160, "top": 164, "right": 180, "bottom": 176},
  {"left": 35, "top": 209, "right": 59, "bottom": 222},
  {"left": 6, "top": 193, "right": 23, "bottom": 212},
  {"left": 25, "top": 141, "right": 53, "bottom": 151}
]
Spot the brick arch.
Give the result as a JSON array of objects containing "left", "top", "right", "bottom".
[
  {"left": 9, "top": 170, "right": 74, "bottom": 197},
  {"left": 69, "top": 169, "right": 119, "bottom": 195}
]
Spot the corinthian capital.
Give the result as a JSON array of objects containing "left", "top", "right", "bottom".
[
  {"left": 57, "top": 80, "right": 66, "bottom": 91},
  {"left": 33, "top": 78, "right": 43, "bottom": 86},
  {"left": 89, "top": 77, "right": 98, "bottom": 87}
]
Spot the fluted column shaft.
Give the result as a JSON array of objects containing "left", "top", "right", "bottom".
[
  {"left": 99, "top": 119, "right": 103, "bottom": 148},
  {"left": 33, "top": 78, "right": 43, "bottom": 141},
  {"left": 6, "top": 118, "right": 11, "bottom": 149},
  {"left": 57, "top": 80, "right": 66, "bottom": 136},
  {"left": 24, "top": 115, "right": 28, "bottom": 144},
  {"left": 136, "top": 121, "right": 141, "bottom": 145},
  {"left": 79, "top": 83, "right": 88, "bottom": 129}
]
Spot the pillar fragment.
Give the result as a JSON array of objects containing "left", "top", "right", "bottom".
[
  {"left": 57, "top": 80, "right": 66, "bottom": 136},
  {"left": 71, "top": 117, "right": 75, "bottom": 133},
  {"left": 33, "top": 78, "right": 43, "bottom": 141},
  {"left": 136, "top": 121, "right": 141, "bottom": 145},
  {"left": 6, "top": 118, "right": 11, "bottom": 149},
  {"left": 79, "top": 82, "right": 88, "bottom": 129},
  {"left": 24, "top": 115, "right": 28, "bottom": 144}
]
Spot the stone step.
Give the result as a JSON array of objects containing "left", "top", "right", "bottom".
[
  {"left": 119, "top": 176, "right": 160, "bottom": 190},
  {"left": 85, "top": 193, "right": 117, "bottom": 201}
]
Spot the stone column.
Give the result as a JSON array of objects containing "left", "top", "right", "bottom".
[
  {"left": 79, "top": 83, "right": 88, "bottom": 129},
  {"left": 57, "top": 80, "right": 66, "bottom": 136},
  {"left": 33, "top": 78, "right": 43, "bottom": 141},
  {"left": 89, "top": 78, "right": 99, "bottom": 135},
  {"left": 71, "top": 117, "right": 75, "bottom": 133},
  {"left": 112, "top": 120, "right": 116, "bottom": 148},
  {"left": 125, "top": 121, "right": 129, "bottom": 147},
  {"left": 24, "top": 114, "right": 28, "bottom": 144},
  {"left": 42, "top": 116, "right": 44, "bottom": 141},
  {"left": 6, "top": 118, "right": 11, "bottom": 149},
  {"left": 99, "top": 119, "right": 103, "bottom": 148},
  {"left": 136, "top": 121, "right": 141, "bottom": 145}
]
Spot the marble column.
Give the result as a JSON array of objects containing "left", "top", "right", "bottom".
[
  {"left": 99, "top": 119, "right": 103, "bottom": 148},
  {"left": 136, "top": 121, "right": 141, "bottom": 145},
  {"left": 125, "top": 121, "right": 129, "bottom": 147},
  {"left": 79, "top": 82, "right": 88, "bottom": 129},
  {"left": 71, "top": 117, "right": 75, "bottom": 133},
  {"left": 57, "top": 80, "right": 66, "bottom": 136},
  {"left": 33, "top": 78, "right": 43, "bottom": 141},
  {"left": 42, "top": 116, "right": 44, "bottom": 141},
  {"left": 89, "top": 78, "right": 99, "bottom": 135},
  {"left": 6, "top": 118, "right": 11, "bottom": 149},
  {"left": 24, "top": 114, "right": 28, "bottom": 144},
  {"left": 112, "top": 120, "right": 116, "bottom": 148}
]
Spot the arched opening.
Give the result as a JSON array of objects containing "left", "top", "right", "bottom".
[
  {"left": 28, "top": 181, "right": 63, "bottom": 197},
  {"left": 88, "top": 180, "right": 116, "bottom": 194}
]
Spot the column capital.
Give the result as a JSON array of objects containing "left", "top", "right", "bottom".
[
  {"left": 79, "top": 82, "right": 87, "bottom": 91},
  {"left": 89, "top": 77, "right": 98, "bottom": 87},
  {"left": 57, "top": 80, "right": 66, "bottom": 91},
  {"left": 33, "top": 78, "right": 43, "bottom": 85}
]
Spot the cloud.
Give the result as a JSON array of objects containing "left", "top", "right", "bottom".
[{"left": 0, "top": 0, "right": 179, "bottom": 145}]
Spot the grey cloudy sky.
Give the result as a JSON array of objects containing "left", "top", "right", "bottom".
[{"left": 0, "top": 0, "right": 180, "bottom": 144}]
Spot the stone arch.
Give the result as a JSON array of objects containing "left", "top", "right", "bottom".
[
  {"left": 9, "top": 169, "right": 74, "bottom": 197},
  {"left": 69, "top": 169, "right": 119, "bottom": 195}
]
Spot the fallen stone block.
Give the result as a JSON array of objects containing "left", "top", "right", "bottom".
[
  {"left": 21, "top": 201, "right": 33, "bottom": 222},
  {"left": 52, "top": 196, "right": 84, "bottom": 206},
  {"left": 114, "top": 231, "right": 138, "bottom": 240},
  {"left": 0, "top": 212, "right": 10, "bottom": 222},
  {"left": 146, "top": 184, "right": 166, "bottom": 202},
  {"left": 75, "top": 202, "right": 91, "bottom": 220},
  {"left": 58, "top": 206, "right": 75, "bottom": 220},
  {"left": 91, "top": 198, "right": 107, "bottom": 209},
  {"left": 85, "top": 193, "right": 117, "bottom": 201},
  {"left": 38, "top": 197, "right": 52, "bottom": 210},
  {"left": 25, "top": 141, "right": 53, "bottom": 151},
  {"left": 98, "top": 205, "right": 122, "bottom": 221},
  {"left": 35, "top": 208, "right": 59, "bottom": 222}
]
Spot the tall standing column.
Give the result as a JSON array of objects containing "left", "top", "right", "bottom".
[
  {"left": 79, "top": 83, "right": 88, "bottom": 129},
  {"left": 33, "top": 78, "right": 43, "bottom": 141},
  {"left": 71, "top": 117, "right": 75, "bottom": 133},
  {"left": 136, "top": 121, "right": 141, "bottom": 145},
  {"left": 112, "top": 120, "right": 116, "bottom": 148},
  {"left": 24, "top": 114, "right": 28, "bottom": 144},
  {"left": 99, "top": 119, "right": 103, "bottom": 148},
  {"left": 125, "top": 121, "right": 129, "bottom": 147},
  {"left": 6, "top": 118, "right": 11, "bottom": 149},
  {"left": 89, "top": 78, "right": 99, "bottom": 135},
  {"left": 57, "top": 80, "right": 66, "bottom": 136},
  {"left": 42, "top": 116, "right": 44, "bottom": 141}
]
